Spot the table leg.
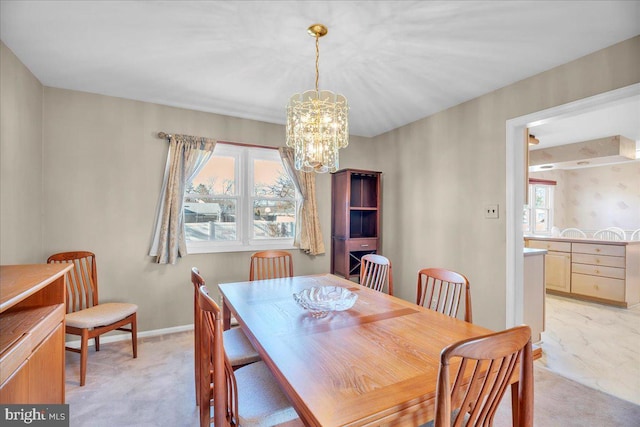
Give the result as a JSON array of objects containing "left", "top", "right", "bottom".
[{"left": 222, "top": 296, "right": 231, "bottom": 331}]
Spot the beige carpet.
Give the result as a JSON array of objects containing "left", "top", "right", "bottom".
[{"left": 65, "top": 331, "right": 640, "bottom": 426}]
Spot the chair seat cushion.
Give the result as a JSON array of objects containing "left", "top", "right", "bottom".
[
  {"left": 235, "top": 361, "right": 299, "bottom": 426},
  {"left": 66, "top": 303, "right": 137, "bottom": 329},
  {"left": 223, "top": 327, "right": 261, "bottom": 366}
]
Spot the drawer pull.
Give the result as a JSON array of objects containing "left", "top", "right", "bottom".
[
  {"left": 595, "top": 270, "right": 600, "bottom": 274},
  {"left": 594, "top": 285, "right": 599, "bottom": 290},
  {"left": 361, "top": 244, "right": 369, "bottom": 247},
  {"left": 595, "top": 248, "right": 601, "bottom": 252}
]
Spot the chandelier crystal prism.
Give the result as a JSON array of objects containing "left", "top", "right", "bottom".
[{"left": 286, "top": 24, "right": 349, "bottom": 173}]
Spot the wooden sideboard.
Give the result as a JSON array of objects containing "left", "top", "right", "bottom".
[
  {"left": 525, "top": 237, "right": 640, "bottom": 308},
  {"left": 0, "top": 264, "right": 72, "bottom": 403}
]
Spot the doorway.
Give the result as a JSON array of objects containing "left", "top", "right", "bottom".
[
  {"left": 504, "top": 82, "right": 640, "bottom": 329},
  {"left": 505, "top": 82, "right": 640, "bottom": 404}
]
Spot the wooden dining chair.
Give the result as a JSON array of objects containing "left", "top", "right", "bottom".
[
  {"left": 197, "top": 285, "right": 301, "bottom": 427},
  {"left": 249, "top": 250, "right": 293, "bottom": 281},
  {"left": 190, "top": 268, "right": 260, "bottom": 404},
  {"left": 416, "top": 268, "right": 472, "bottom": 323},
  {"left": 432, "top": 325, "right": 533, "bottom": 427},
  {"left": 47, "top": 251, "right": 137, "bottom": 386},
  {"left": 359, "top": 254, "right": 394, "bottom": 295}
]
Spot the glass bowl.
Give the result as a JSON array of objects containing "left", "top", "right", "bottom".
[{"left": 293, "top": 286, "right": 358, "bottom": 318}]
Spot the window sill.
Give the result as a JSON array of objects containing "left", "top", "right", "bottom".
[{"left": 186, "top": 241, "right": 296, "bottom": 254}]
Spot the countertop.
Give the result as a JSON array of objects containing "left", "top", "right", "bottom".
[
  {"left": 524, "top": 235, "right": 640, "bottom": 246},
  {"left": 524, "top": 247, "right": 547, "bottom": 256}
]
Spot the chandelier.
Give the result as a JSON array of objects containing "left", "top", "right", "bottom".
[{"left": 286, "top": 24, "right": 349, "bottom": 173}]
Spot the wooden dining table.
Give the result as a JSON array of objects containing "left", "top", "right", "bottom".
[{"left": 218, "top": 273, "right": 496, "bottom": 427}]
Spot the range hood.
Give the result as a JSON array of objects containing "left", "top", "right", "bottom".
[{"left": 529, "top": 135, "right": 637, "bottom": 171}]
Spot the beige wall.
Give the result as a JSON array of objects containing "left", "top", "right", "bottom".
[
  {"left": 531, "top": 161, "right": 640, "bottom": 235},
  {"left": 372, "top": 36, "right": 640, "bottom": 330},
  {"left": 2, "top": 36, "right": 639, "bottom": 333},
  {"left": 40, "top": 88, "right": 379, "bottom": 332},
  {"left": 1, "top": 42, "right": 44, "bottom": 264}
]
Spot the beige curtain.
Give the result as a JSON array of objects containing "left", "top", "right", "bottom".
[
  {"left": 279, "top": 147, "right": 325, "bottom": 255},
  {"left": 150, "top": 134, "right": 216, "bottom": 264}
]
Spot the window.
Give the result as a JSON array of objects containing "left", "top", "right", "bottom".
[
  {"left": 523, "top": 181, "right": 554, "bottom": 234},
  {"left": 184, "top": 143, "right": 297, "bottom": 253}
]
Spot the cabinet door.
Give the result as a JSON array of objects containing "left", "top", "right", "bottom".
[
  {"left": 0, "top": 360, "right": 29, "bottom": 403},
  {"left": 545, "top": 251, "right": 571, "bottom": 292},
  {"left": 28, "top": 323, "right": 65, "bottom": 403}
]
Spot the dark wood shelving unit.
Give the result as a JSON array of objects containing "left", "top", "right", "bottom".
[{"left": 331, "top": 169, "right": 381, "bottom": 280}]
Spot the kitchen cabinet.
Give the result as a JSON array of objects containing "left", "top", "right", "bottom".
[
  {"left": 331, "top": 169, "right": 381, "bottom": 280},
  {"left": 527, "top": 240, "right": 571, "bottom": 293},
  {"left": 0, "top": 264, "right": 71, "bottom": 403},
  {"left": 523, "top": 248, "right": 546, "bottom": 342},
  {"left": 571, "top": 243, "right": 632, "bottom": 305},
  {"left": 525, "top": 237, "right": 640, "bottom": 307}
]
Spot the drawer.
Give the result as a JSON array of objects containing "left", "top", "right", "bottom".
[
  {"left": 571, "top": 273, "right": 625, "bottom": 301},
  {"left": 527, "top": 240, "right": 571, "bottom": 252},
  {"left": 0, "top": 332, "right": 31, "bottom": 386},
  {"left": 347, "top": 239, "right": 377, "bottom": 251},
  {"left": 572, "top": 263, "right": 625, "bottom": 280},
  {"left": 571, "top": 253, "right": 625, "bottom": 269},
  {"left": 572, "top": 243, "right": 625, "bottom": 257}
]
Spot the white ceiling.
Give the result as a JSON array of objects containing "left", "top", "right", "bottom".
[{"left": 1, "top": 1, "right": 639, "bottom": 138}]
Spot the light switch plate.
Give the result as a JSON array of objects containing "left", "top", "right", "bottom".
[{"left": 485, "top": 204, "right": 499, "bottom": 219}]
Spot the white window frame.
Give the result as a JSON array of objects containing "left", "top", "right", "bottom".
[
  {"left": 186, "top": 143, "right": 298, "bottom": 254},
  {"left": 523, "top": 182, "right": 554, "bottom": 235}
]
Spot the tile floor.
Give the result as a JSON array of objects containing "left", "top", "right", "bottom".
[{"left": 539, "top": 293, "right": 640, "bottom": 405}]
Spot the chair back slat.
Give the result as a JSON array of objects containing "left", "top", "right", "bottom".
[
  {"left": 436, "top": 325, "right": 533, "bottom": 427},
  {"left": 360, "top": 254, "right": 393, "bottom": 295},
  {"left": 47, "top": 251, "right": 98, "bottom": 313},
  {"left": 417, "top": 268, "right": 471, "bottom": 323},
  {"left": 249, "top": 250, "right": 293, "bottom": 281}
]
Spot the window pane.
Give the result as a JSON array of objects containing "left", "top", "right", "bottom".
[
  {"left": 184, "top": 197, "right": 237, "bottom": 241},
  {"left": 534, "top": 208, "right": 548, "bottom": 232},
  {"left": 189, "top": 155, "right": 236, "bottom": 195},
  {"left": 535, "top": 186, "right": 547, "bottom": 208},
  {"left": 253, "top": 159, "right": 295, "bottom": 198},
  {"left": 253, "top": 200, "right": 295, "bottom": 239}
]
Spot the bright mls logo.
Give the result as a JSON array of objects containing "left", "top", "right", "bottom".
[{"left": 1, "top": 405, "right": 69, "bottom": 426}]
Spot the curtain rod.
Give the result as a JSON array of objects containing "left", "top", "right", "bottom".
[{"left": 157, "top": 132, "right": 279, "bottom": 151}]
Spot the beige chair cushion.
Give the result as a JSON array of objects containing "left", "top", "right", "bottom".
[
  {"left": 66, "top": 303, "right": 137, "bottom": 329},
  {"left": 224, "top": 327, "right": 260, "bottom": 366},
  {"left": 235, "top": 361, "right": 299, "bottom": 426}
]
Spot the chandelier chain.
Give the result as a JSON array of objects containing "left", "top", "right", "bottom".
[{"left": 315, "top": 34, "right": 320, "bottom": 93}]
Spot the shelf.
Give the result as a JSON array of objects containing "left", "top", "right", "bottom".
[{"left": 331, "top": 169, "right": 382, "bottom": 280}]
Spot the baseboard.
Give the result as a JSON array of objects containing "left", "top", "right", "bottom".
[{"left": 65, "top": 324, "right": 194, "bottom": 349}]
